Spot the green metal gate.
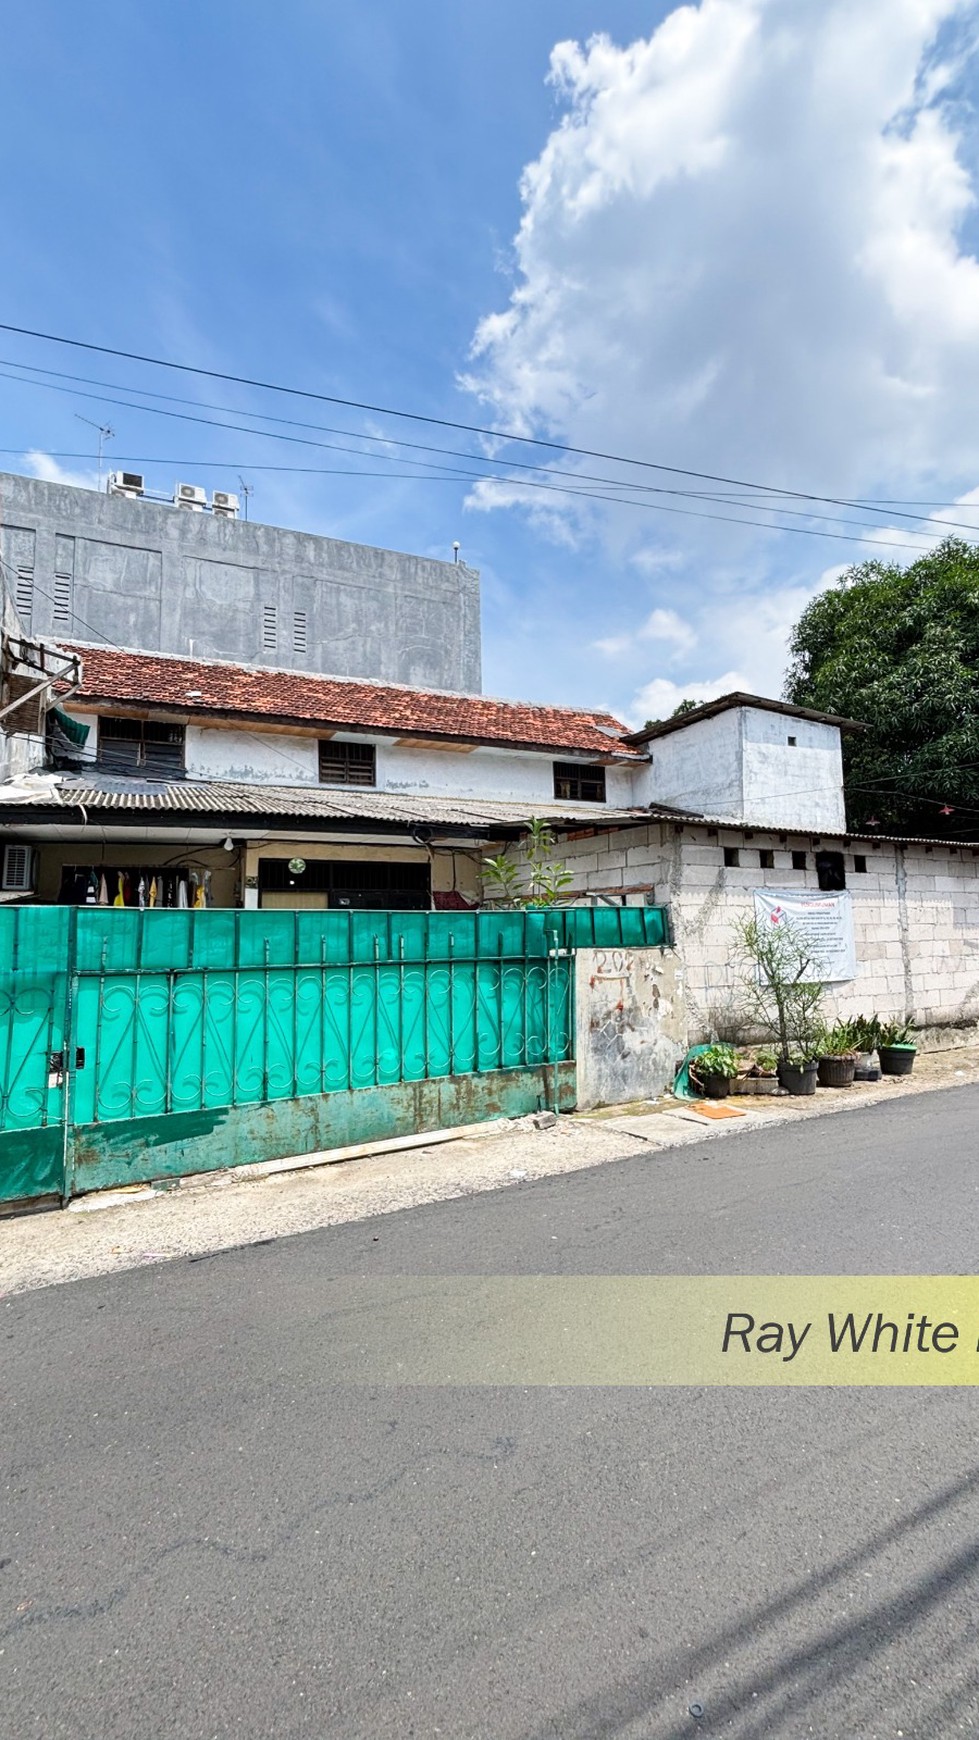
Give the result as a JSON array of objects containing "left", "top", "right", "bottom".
[{"left": 0, "top": 905, "right": 670, "bottom": 1206}]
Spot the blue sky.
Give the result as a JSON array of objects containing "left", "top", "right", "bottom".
[{"left": 3, "top": 0, "right": 979, "bottom": 723}]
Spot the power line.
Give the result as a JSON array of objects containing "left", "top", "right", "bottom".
[
  {"left": 0, "top": 365, "right": 960, "bottom": 549},
  {"left": 0, "top": 318, "right": 972, "bottom": 536},
  {"left": 6, "top": 356, "right": 978, "bottom": 537},
  {"left": 0, "top": 432, "right": 951, "bottom": 559}
]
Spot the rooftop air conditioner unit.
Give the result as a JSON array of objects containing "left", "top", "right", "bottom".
[
  {"left": 1, "top": 843, "right": 37, "bottom": 894},
  {"left": 174, "top": 482, "right": 207, "bottom": 510},
  {"left": 107, "top": 470, "right": 145, "bottom": 498},
  {"left": 211, "top": 490, "right": 240, "bottom": 518}
]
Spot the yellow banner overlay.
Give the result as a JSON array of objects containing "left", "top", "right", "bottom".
[{"left": 323, "top": 1277, "right": 979, "bottom": 1385}]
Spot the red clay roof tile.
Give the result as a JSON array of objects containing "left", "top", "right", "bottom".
[{"left": 60, "top": 644, "right": 638, "bottom": 758}]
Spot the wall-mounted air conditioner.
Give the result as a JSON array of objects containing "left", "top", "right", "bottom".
[
  {"left": 174, "top": 482, "right": 207, "bottom": 510},
  {"left": 211, "top": 490, "right": 240, "bottom": 518},
  {"left": 107, "top": 471, "right": 145, "bottom": 498},
  {"left": 1, "top": 843, "right": 37, "bottom": 894}
]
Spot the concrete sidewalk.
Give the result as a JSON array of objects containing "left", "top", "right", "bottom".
[{"left": 3, "top": 1045, "right": 978, "bottom": 1297}]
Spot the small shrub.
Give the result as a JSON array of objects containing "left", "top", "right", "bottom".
[{"left": 690, "top": 1042, "right": 740, "bottom": 1083}]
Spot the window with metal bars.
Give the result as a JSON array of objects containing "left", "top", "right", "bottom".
[
  {"left": 553, "top": 761, "right": 606, "bottom": 803},
  {"left": 318, "top": 740, "right": 376, "bottom": 786},
  {"left": 262, "top": 604, "right": 277, "bottom": 652},
  {"left": 98, "top": 717, "right": 186, "bottom": 778},
  {"left": 293, "top": 610, "right": 307, "bottom": 655}
]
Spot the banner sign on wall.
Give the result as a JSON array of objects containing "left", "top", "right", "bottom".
[{"left": 753, "top": 888, "right": 857, "bottom": 983}]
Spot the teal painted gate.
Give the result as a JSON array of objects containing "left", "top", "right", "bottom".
[{"left": 0, "top": 905, "right": 671, "bottom": 1206}]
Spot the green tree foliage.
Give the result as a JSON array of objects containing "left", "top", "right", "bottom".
[
  {"left": 643, "top": 697, "right": 699, "bottom": 731},
  {"left": 784, "top": 537, "right": 979, "bottom": 834}
]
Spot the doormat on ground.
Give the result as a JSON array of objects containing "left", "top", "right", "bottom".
[{"left": 686, "top": 1102, "right": 746, "bottom": 1120}]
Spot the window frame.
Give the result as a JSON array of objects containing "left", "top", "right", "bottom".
[
  {"left": 318, "top": 739, "right": 377, "bottom": 788},
  {"left": 97, "top": 715, "right": 186, "bottom": 779},
  {"left": 553, "top": 760, "right": 607, "bottom": 804}
]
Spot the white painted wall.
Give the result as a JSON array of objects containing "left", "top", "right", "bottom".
[
  {"left": 65, "top": 708, "right": 635, "bottom": 807},
  {"left": 631, "top": 705, "right": 846, "bottom": 833},
  {"left": 740, "top": 710, "right": 846, "bottom": 832},
  {"left": 375, "top": 739, "right": 636, "bottom": 806},
  {"left": 185, "top": 725, "right": 318, "bottom": 784},
  {"left": 633, "top": 710, "right": 744, "bottom": 818}
]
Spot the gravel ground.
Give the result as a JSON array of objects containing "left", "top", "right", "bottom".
[{"left": 3, "top": 1044, "right": 978, "bottom": 1297}]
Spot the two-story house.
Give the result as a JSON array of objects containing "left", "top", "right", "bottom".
[{"left": 2, "top": 640, "right": 976, "bottom": 1043}]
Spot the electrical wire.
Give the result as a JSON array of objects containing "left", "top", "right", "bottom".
[
  {"left": 0, "top": 373, "right": 952, "bottom": 553},
  {"left": 1, "top": 318, "right": 975, "bottom": 536},
  {"left": 5, "top": 356, "right": 979, "bottom": 537}
]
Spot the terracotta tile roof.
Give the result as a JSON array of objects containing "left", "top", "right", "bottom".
[{"left": 59, "top": 643, "right": 639, "bottom": 758}]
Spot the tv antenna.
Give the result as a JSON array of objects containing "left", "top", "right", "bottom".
[
  {"left": 238, "top": 476, "right": 253, "bottom": 521},
  {"left": 74, "top": 414, "right": 114, "bottom": 488}
]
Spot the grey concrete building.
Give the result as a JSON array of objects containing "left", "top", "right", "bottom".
[{"left": 0, "top": 471, "right": 481, "bottom": 690}]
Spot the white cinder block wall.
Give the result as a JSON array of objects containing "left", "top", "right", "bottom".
[{"left": 510, "top": 822, "right": 979, "bottom": 1044}]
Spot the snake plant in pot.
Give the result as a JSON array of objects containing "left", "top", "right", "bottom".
[
  {"left": 877, "top": 1017, "right": 917, "bottom": 1075},
  {"left": 815, "top": 1020, "right": 860, "bottom": 1089}
]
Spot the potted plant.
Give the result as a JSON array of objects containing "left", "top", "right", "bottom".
[
  {"left": 877, "top": 1017, "right": 917, "bottom": 1076},
  {"left": 815, "top": 1020, "right": 859, "bottom": 1088},
  {"left": 689, "top": 1042, "right": 741, "bottom": 1099},
  {"left": 733, "top": 917, "right": 824, "bottom": 1096},
  {"left": 730, "top": 1049, "right": 760, "bottom": 1094},
  {"left": 778, "top": 1051, "right": 819, "bottom": 1095},
  {"left": 850, "top": 1014, "right": 883, "bottom": 1080},
  {"left": 740, "top": 1049, "right": 780, "bottom": 1095}
]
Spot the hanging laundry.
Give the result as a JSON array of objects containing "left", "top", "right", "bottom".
[
  {"left": 98, "top": 872, "right": 109, "bottom": 906},
  {"left": 122, "top": 872, "right": 133, "bottom": 906},
  {"left": 148, "top": 876, "right": 158, "bottom": 908},
  {"left": 113, "top": 872, "right": 125, "bottom": 908},
  {"left": 137, "top": 876, "right": 147, "bottom": 910},
  {"left": 86, "top": 871, "right": 99, "bottom": 905},
  {"left": 193, "top": 874, "right": 206, "bottom": 909},
  {"left": 177, "top": 878, "right": 189, "bottom": 909},
  {"left": 203, "top": 870, "right": 213, "bottom": 909}
]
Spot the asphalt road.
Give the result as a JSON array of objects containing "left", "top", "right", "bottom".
[{"left": 5, "top": 1085, "right": 979, "bottom": 1739}]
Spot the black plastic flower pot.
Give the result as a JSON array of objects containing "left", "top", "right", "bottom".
[
  {"left": 777, "top": 1060, "right": 818, "bottom": 1096},
  {"left": 853, "top": 1054, "right": 880, "bottom": 1081},
  {"left": 878, "top": 1044, "right": 916, "bottom": 1076},
  {"left": 694, "top": 1073, "right": 731, "bottom": 1099},
  {"left": 817, "top": 1055, "right": 856, "bottom": 1089}
]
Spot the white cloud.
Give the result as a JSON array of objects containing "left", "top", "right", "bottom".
[
  {"left": 596, "top": 604, "right": 695, "bottom": 657},
  {"left": 631, "top": 671, "right": 748, "bottom": 726},
  {"left": 24, "top": 451, "right": 99, "bottom": 491},
  {"left": 463, "top": 0, "right": 979, "bottom": 701}
]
